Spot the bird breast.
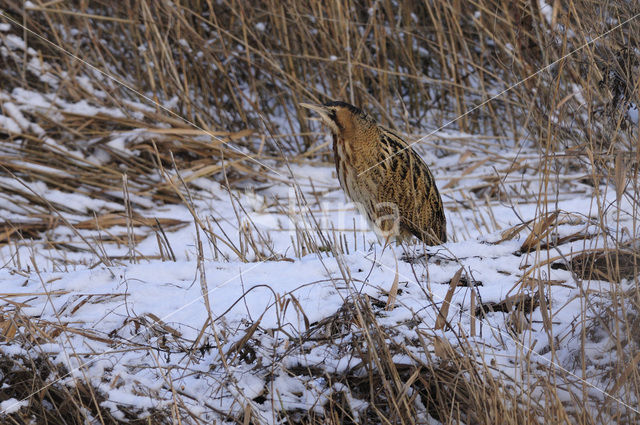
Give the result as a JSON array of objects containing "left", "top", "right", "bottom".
[{"left": 333, "top": 131, "right": 383, "bottom": 222}]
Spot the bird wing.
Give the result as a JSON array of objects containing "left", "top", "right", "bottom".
[{"left": 375, "top": 129, "right": 446, "bottom": 244}]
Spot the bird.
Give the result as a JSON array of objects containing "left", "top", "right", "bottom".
[{"left": 300, "top": 101, "right": 446, "bottom": 245}]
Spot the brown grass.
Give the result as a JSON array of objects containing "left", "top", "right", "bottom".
[{"left": 0, "top": 0, "right": 639, "bottom": 424}]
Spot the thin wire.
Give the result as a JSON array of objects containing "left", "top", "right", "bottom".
[
  {"left": 0, "top": 5, "right": 638, "bottom": 418},
  {"left": 0, "top": 7, "right": 285, "bottom": 414},
  {"left": 0, "top": 9, "right": 283, "bottom": 177},
  {"left": 358, "top": 12, "right": 640, "bottom": 177}
]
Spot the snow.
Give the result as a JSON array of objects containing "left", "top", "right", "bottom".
[
  {"left": 4, "top": 34, "right": 25, "bottom": 50},
  {"left": 1, "top": 179, "right": 622, "bottom": 418},
  {"left": 0, "top": 114, "right": 20, "bottom": 133},
  {"left": 12, "top": 88, "right": 54, "bottom": 109},
  {"left": 629, "top": 103, "right": 639, "bottom": 125},
  {"left": 0, "top": 399, "right": 28, "bottom": 414},
  {"left": 3, "top": 102, "right": 30, "bottom": 130}
]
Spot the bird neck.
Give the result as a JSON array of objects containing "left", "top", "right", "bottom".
[{"left": 343, "top": 125, "right": 379, "bottom": 153}]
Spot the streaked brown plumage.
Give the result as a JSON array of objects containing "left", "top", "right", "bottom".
[{"left": 301, "top": 101, "right": 446, "bottom": 245}]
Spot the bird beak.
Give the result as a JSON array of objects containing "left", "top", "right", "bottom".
[
  {"left": 300, "top": 102, "right": 333, "bottom": 123},
  {"left": 299, "top": 103, "right": 331, "bottom": 122},
  {"left": 299, "top": 102, "right": 328, "bottom": 116},
  {"left": 300, "top": 102, "right": 339, "bottom": 134}
]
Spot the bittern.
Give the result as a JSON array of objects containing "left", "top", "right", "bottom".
[{"left": 301, "top": 101, "right": 446, "bottom": 245}]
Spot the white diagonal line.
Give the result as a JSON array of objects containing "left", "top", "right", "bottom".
[
  {"left": 358, "top": 12, "right": 640, "bottom": 177},
  {"left": 1, "top": 6, "right": 638, "bottom": 419},
  {"left": 0, "top": 9, "right": 283, "bottom": 178}
]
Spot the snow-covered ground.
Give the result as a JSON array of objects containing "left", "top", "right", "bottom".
[{"left": 0, "top": 123, "right": 634, "bottom": 422}]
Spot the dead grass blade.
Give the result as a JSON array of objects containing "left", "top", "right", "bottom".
[
  {"left": 435, "top": 267, "right": 463, "bottom": 330},
  {"left": 519, "top": 211, "right": 559, "bottom": 253}
]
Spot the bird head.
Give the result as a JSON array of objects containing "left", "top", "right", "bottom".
[{"left": 300, "top": 101, "right": 371, "bottom": 136}]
